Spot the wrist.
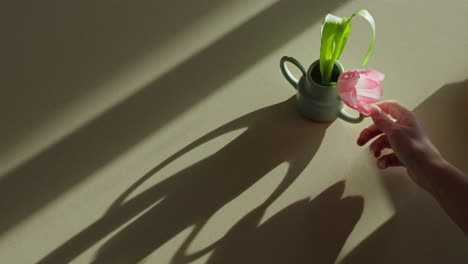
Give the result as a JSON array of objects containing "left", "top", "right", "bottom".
[
  {"left": 407, "top": 137, "right": 442, "bottom": 169},
  {"left": 423, "top": 158, "right": 450, "bottom": 195},
  {"left": 407, "top": 141, "right": 446, "bottom": 193}
]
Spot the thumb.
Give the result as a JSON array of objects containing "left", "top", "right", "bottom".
[{"left": 370, "top": 105, "right": 396, "bottom": 133}]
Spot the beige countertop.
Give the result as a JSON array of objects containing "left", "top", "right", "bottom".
[{"left": 1, "top": 0, "right": 467, "bottom": 263}]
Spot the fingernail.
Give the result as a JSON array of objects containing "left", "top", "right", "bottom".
[{"left": 378, "top": 159, "right": 386, "bottom": 169}]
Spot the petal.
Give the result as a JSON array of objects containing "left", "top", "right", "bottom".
[
  {"left": 340, "top": 90, "right": 359, "bottom": 108},
  {"left": 337, "top": 68, "right": 385, "bottom": 116},
  {"left": 358, "top": 94, "right": 380, "bottom": 104},
  {"left": 356, "top": 78, "right": 383, "bottom": 102},
  {"left": 337, "top": 75, "right": 359, "bottom": 107},
  {"left": 336, "top": 71, "right": 359, "bottom": 93},
  {"left": 340, "top": 70, "right": 360, "bottom": 80},
  {"left": 357, "top": 69, "right": 385, "bottom": 82},
  {"left": 357, "top": 102, "right": 374, "bottom": 116}
]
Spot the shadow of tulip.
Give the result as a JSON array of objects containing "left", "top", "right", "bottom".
[
  {"left": 341, "top": 80, "right": 468, "bottom": 264},
  {"left": 0, "top": 0, "right": 349, "bottom": 238},
  {"left": 38, "top": 96, "right": 331, "bottom": 264},
  {"left": 171, "top": 181, "right": 363, "bottom": 264}
]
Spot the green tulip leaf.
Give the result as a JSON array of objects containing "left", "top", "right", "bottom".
[{"left": 319, "top": 10, "right": 376, "bottom": 85}]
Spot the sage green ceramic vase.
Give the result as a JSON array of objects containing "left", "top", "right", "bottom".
[{"left": 280, "top": 56, "right": 364, "bottom": 123}]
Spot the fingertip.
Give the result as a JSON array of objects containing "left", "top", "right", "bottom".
[
  {"left": 369, "top": 105, "right": 382, "bottom": 117},
  {"left": 370, "top": 114, "right": 381, "bottom": 124},
  {"left": 369, "top": 145, "right": 379, "bottom": 157},
  {"left": 377, "top": 159, "right": 386, "bottom": 169},
  {"left": 357, "top": 138, "right": 365, "bottom": 146},
  {"left": 357, "top": 124, "right": 382, "bottom": 146}
]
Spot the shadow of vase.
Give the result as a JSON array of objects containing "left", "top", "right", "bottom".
[
  {"left": 0, "top": 0, "right": 349, "bottom": 238},
  {"left": 38, "top": 96, "right": 332, "bottom": 264}
]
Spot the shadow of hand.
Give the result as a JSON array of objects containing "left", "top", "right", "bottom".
[{"left": 341, "top": 79, "right": 468, "bottom": 264}]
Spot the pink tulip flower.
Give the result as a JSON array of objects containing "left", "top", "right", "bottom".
[{"left": 337, "top": 69, "right": 385, "bottom": 116}]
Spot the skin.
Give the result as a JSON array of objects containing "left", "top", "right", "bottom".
[{"left": 358, "top": 101, "right": 468, "bottom": 236}]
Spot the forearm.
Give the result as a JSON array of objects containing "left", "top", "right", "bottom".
[{"left": 416, "top": 158, "right": 468, "bottom": 235}]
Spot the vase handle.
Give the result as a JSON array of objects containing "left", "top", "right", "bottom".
[
  {"left": 280, "top": 56, "right": 307, "bottom": 90},
  {"left": 338, "top": 105, "right": 364, "bottom": 124}
]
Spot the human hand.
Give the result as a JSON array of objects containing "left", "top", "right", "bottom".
[{"left": 357, "top": 101, "right": 443, "bottom": 190}]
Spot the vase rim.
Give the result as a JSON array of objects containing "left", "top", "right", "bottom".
[{"left": 307, "top": 59, "right": 343, "bottom": 88}]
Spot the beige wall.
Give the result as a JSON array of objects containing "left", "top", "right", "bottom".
[{"left": 1, "top": 0, "right": 467, "bottom": 263}]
